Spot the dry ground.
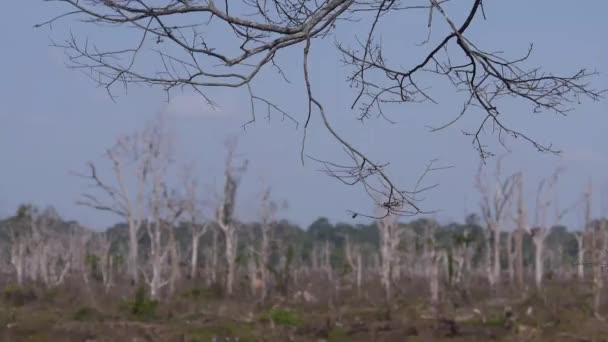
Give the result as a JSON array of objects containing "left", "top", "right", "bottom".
[{"left": 0, "top": 280, "right": 606, "bottom": 342}]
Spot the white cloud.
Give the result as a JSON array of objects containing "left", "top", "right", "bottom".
[{"left": 162, "top": 94, "right": 223, "bottom": 118}]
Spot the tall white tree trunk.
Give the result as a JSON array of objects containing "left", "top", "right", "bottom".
[
  {"left": 532, "top": 168, "right": 564, "bottom": 292},
  {"left": 430, "top": 250, "right": 443, "bottom": 312},
  {"left": 224, "top": 228, "right": 237, "bottom": 295},
  {"left": 593, "top": 222, "right": 607, "bottom": 319},
  {"left": 145, "top": 220, "right": 169, "bottom": 300},
  {"left": 128, "top": 220, "right": 139, "bottom": 285},
  {"left": 575, "top": 232, "right": 585, "bottom": 279},
  {"left": 476, "top": 158, "right": 515, "bottom": 288},
  {"left": 493, "top": 224, "right": 501, "bottom": 285},
  {"left": 211, "top": 229, "right": 218, "bottom": 285},
  {"left": 260, "top": 227, "right": 269, "bottom": 301},
  {"left": 356, "top": 252, "right": 362, "bottom": 296},
  {"left": 377, "top": 215, "right": 399, "bottom": 302},
  {"left": 11, "top": 242, "right": 26, "bottom": 286},
  {"left": 507, "top": 231, "right": 515, "bottom": 285},
  {"left": 485, "top": 230, "right": 496, "bottom": 287},
  {"left": 168, "top": 230, "right": 180, "bottom": 297},
  {"left": 216, "top": 140, "right": 247, "bottom": 296},
  {"left": 191, "top": 234, "right": 201, "bottom": 279},
  {"left": 323, "top": 240, "right": 333, "bottom": 284},
  {"left": 533, "top": 236, "right": 544, "bottom": 290}
]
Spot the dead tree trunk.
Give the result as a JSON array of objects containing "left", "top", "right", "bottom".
[
  {"left": 77, "top": 119, "right": 173, "bottom": 286},
  {"left": 260, "top": 226, "right": 269, "bottom": 300},
  {"left": 209, "top": 228, "right": 219, "bottom": 286},
  {"left": 216, "top": 141, "right": 247, "bottom": 296},
  {"left": 258, "top": 187, "right": 280, "bottom": 302},
  {"left": 516, "top": 173, "right": 526, "bottom": 288},
  {"left": 180, "top": 169, "right": 208, "bottom": 281},
  {"left": 507, "top": 231, "right": 515, "bottom": 286},
  {"left": 8, "top": 223, "right": 27, "bottom": 286},
  {"left": 430, "top": 249, "right": 445, "bottom": 314},
  {"left": 531, "top": 229, "right": 545, "bottom": 291},
  {"left": 493, "top": 223, "right": 501, "bottom": 285},
  {"left": 168, "top": 228, "right": 180, "bottom": 297},
  {"left": 452, "top": 230, "right": 471, "bottom": 286},
  {"left": 323, "top": 240, "right": 333, "bottom": 285},
  {"left": 356, "top": 252, "right": 363, "bottom": 296},
  {"left": 377, "top": 214, "right": 400, "bottom": 303},
  {"left": 145, "top": 219, "right": 169, "bottom": 300},
  {"left": 575, "top": 232, "right": 585, "bottom": 280},
  {"left": 96, "top": 233, "right": 113, "bottom": 293},
  {"left": 476, "top": 158, "right": 516, "bottom": 288},
  {"left": 190, "top": 225, "right": 207, "bottom": 279},
  {"left": 532, "top": 168, "right": 564, "bottom": 291},
  {"left": 344, "top": 235, "right": 362, "bottom": 295},
  {"left": 484, "top": 226, "right": 496, "bottom": 287},
  {"left": 144, "top": 166, "right": 184, "bottom": 300},
  {"left": 585, "top": 183, "right": 605, "bottom": 320}
]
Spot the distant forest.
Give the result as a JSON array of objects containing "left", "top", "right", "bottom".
[{"left": 0, "top": 204, "right": 599, "bottom": 291}]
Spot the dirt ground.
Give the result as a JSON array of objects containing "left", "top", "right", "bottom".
[{"left": 0, "top": 280, "right": 607, "bottom": 342}]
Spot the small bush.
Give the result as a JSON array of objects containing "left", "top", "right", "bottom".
[
  {"left": 3, "top": 285, "right": 37, "bottom": 307},
  {"left": 121, "top": 287, "right": 158, "bottom": 320},
  {"left": 41, "top": 287, "right": 61, "bottom": 303},
  {"left": 187, "top": 322, "right": 259, "bottom": 342},
  {"left": 328, "top": 327, "right": 350, "bottom": 342},
  {"left": 261, "top": 308, "right": 302, "bottom": 327},
  {"left": 181, "top": 286, "right": 223, "bottom": 301},
  {"left": 72, "top": 306, "right": 99, "bottom": 321}
]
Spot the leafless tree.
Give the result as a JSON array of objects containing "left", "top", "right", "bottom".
[
  {"left": 531, "top": 168, "right": 565, "bottom": 291},
  {"left": 574, "top": 231, "right": 585, "bottom": 281},
  {"left": 32, "top": 208, "right": 73, "bottom": 288},
  {"left": 322, "top": 239, "right": 333, "bottom": 285},
  {"left": 76, "top": 117, "right": 174, "bottom": 285},
  {"left": 143, "top": 167, "right": 184, "bottom": 300},
  {"left": 180, "top": 167, "right": 209, "bottom": 281},
  {"left": 451, "top": 229, "right": 473, "bottom": 286},
  {"left": 68, "top": 226, "right": 93, "bottom": 286},
  {"left": 207, "top": 227, "right": 220, "bottom": 287},
  {"left": 7, "top": 206, "right": 73, "bottom": 288},
  {"left": 376, "top": 213, "right": 400, "bottom": 302},
  {"left": 8, "top": 210, "right": 30, "bottom": 286},
  {"left": 515, "top": 173, "right": 526, "bottom": 288},
  {"left": 41, "top": 0, "right": 603, "bottom": 219},
  {"left": 505, "top": 230, "right": 515, "bottom": 286},
  {"left": 429, "top": 248, "right": 445, "bottom": 313},
  {"left": 584, "top": 181, "right": 606, "bottom": 320},
  {"left": 595, "top": 186, "right": 608, "bottom": 319},
  {"left": 343, "top": 234, "right": 362, "bottom": 296},
  {"left": 256, "top": 186, "right": 283, "bottom": 301},
  {"left": 216, "top": 140, "right": 248, "bottom": 296},
  {"left": 91, "top": 231, "right": 114, "bottom": 293},
  {"left": 421, "top": 219, "right": 438, "bottom": 279},
  {"left": 476, "top": 156, "right": 515, "bottom": 287}
]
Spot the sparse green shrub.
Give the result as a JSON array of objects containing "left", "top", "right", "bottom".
[
  {"left": 41, "top": 287, "right": 61, "bottom": 303},
  {"left": 85, "top": 254, "right": 103, "bottom": 281},
  {"left": 261, "top": 307, "right": 302, "bottom": 327},
  {"left": 187, "top": 322, "right": 259, "bottom": 342},
  {"left": 328, "top": 327, "right": 349, "bottom": 342},
  {"left": 72, "top": 306, "right": 99, "bottom": 321},
  {"left": 121, "top": 286, "right": 158, "bottom": 320},
  {"left": 3, "top": 285, "right": 37, "bottom": 307},
  {"left": 181, "top": 286, "right": 223, "bottom": 301}
]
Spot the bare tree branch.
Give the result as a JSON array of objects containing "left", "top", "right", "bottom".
[{"left": 43, "top": 0, "right": 604, "bottom": 218}]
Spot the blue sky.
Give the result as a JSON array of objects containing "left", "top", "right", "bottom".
[{"left": 0, "top": 1, "right": 606, "bottom": 229}]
